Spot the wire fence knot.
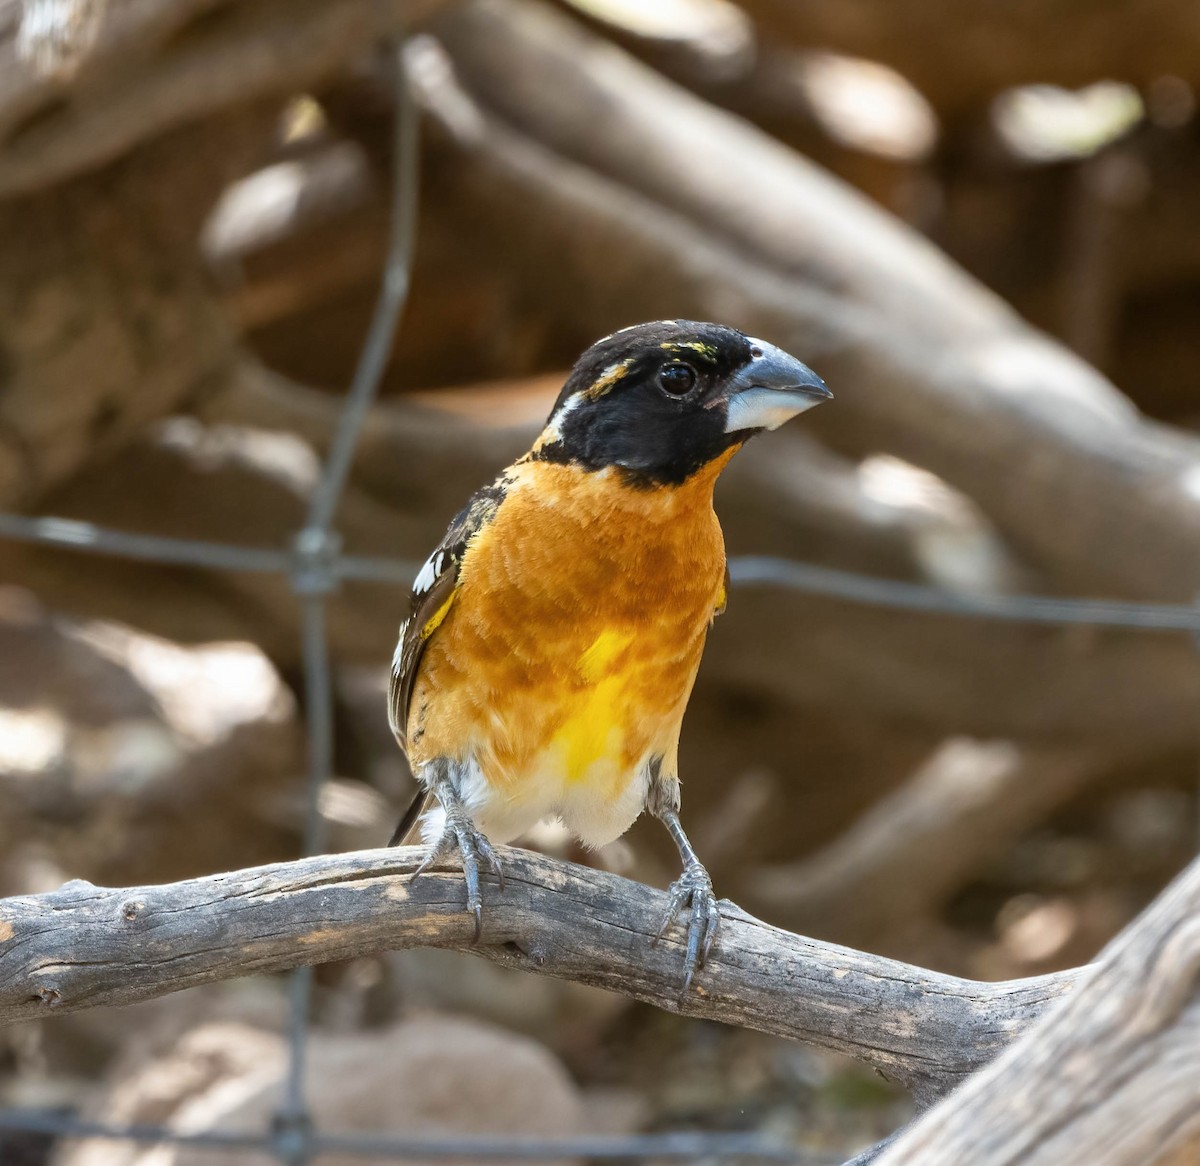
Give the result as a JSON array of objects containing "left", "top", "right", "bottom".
[
  {"left": 290, "top": 528, "right": 343, "bottom": 597},
  {"left": 270, "top": 1107, "right": 314, "bottom": 1166}
]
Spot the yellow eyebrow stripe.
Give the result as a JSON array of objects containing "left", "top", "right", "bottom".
[
  {"left": 661, "top": 341, "right": 717, "bottom": 358},
  {"left": 582, "top": 358, "right": 633, "bottom": 400}
]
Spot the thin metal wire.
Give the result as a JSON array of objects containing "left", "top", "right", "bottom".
[
  {"left": 0, "top": 512, "right": 293, "bottom": 573},
  {"left": 273, "top": 40, "right": 420, "bottom": 1166},
  {"left": 0, "top": 512, "right": 417, "bottom": 584},
  {"left": 729, "top": 556, "right": 1200, "bottom": 633},
  {"left": 298, "top": 596, "right": 336, "bottom": 857},
  {"left": 302, "top": 44, "right": 419, "bottom": 539},
  {"left": 0, "top": 1111, "right": 836, "bottom": 1162},
  {"left": 4, "top": 511, "right": 1200, "bottom": 636}
]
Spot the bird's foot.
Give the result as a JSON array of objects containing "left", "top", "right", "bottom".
[
  {"left": 411, "top": 814, "right": 504, "bottom": 942},
  {"left": 653, "top": 859, "right": 720, "bottom": 994}
]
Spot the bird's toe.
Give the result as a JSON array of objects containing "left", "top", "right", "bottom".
[
  {"left": 410, "top": 816, "right": 504, "bottom": 942},
  {"left": 654, "top": 861, "right": 721, "bottom": 994}
]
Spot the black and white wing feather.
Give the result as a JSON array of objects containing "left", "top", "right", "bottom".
[
  {"left": 386, "top": 478, "right": 509, "bottom": 847},
  {"left": 387, "top": 476, "right": 510, "bottom": 757}
]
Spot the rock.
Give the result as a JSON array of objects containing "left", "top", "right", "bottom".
[
  {"left": 0, "top": 590, "right": 303, "bottom": 894},
  {"left": 57, "top": 1014, "right": 600, "bottom": 1166}
]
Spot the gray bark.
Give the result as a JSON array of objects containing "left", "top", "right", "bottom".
[
  {"left": 875, "top": 855, "right": 1200, "bottom": 1165},
  {"left": 0, "top": 845, "right": 1079, "bottom": 1105}
]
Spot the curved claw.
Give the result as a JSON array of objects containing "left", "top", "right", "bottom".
[
  {"left": 409, "top": 816, "right": 504, "bottom": 942},
  {"left": 652, "top": 861, "right": 721, "bottom": 993}
]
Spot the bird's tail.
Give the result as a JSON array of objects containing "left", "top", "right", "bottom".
[{"left": 388, "top": 787, "right": 433, "bottom": 847}]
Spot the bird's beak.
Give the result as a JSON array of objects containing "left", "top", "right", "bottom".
[{"left": 723, "top": 339, "right": 831, "bottom": 433}]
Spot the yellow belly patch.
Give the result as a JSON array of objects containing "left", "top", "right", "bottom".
[
  {"left": 555, "top": 683, "right": 625, "bottom": 783},
  {"left": 551, "top": 628, "right": 638, "bottom": 784},
  {"left": 577, "top": 628, "right": 634, "bottom": 683}
]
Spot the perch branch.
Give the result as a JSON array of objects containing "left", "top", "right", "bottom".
[{"left": 0, "top": 846, "right": 1078, "bottom": 1105}]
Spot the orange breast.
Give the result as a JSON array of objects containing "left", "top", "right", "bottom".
[{"left": 407, "top": 455, "right": 731, "bottom": 800}]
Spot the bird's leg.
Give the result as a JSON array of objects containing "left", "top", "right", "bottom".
[
  {"left": 650, "top": 795, "right": 721, "bottom": 993},
  {"left": 410, "top": 761, "right": 503, "bottom": 942}
]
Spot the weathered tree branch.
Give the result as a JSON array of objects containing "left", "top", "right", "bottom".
[
  {"left": 0, "top": 846, "right": 1078, "bottom": 1105},
  {"left": 875, "top": 855, "right": 1200, "bottom": 1165}
]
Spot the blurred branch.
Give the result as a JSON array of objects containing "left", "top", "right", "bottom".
[
  {"left": 0, "top": 846, "right": 1079, "bottom": 1104},
  {"left": 875, "top": 855, "right": 1200, "bottom": 1166},
  {"left": 426, "top": 0, "right": 1200, "bottom": 605},
  {"left": 0, "top": 103, "right": 274, "bottom": 507},
  {"left": 732, "top": 0, "right": 1200, "bottom": 117},
  {"left": 0, "top": 0, "right": 446, "bottom": 197},
  {"left": 748, "top": 741, "right": 1108, "bottom": 947},
  {"left": 554, "top": 0, "right": 934, "bottom": 214}
]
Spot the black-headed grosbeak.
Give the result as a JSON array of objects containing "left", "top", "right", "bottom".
[{"left": 389, "top": 320, "right": 829, "bottom": 988}]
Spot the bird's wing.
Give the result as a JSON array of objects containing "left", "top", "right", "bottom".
[{"left": 387, "top": 476, "right": 509, "bottom": 758}]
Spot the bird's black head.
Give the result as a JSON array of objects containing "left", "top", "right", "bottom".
[{"left": 531, "top": 321, "right": 830, "bottom": 487}]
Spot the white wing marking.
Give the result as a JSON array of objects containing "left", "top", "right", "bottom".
[
  {"left": 412, "top": 553, "right": 439, "bottom": 595},
  {"left": 391, "top": 626, "right": 408, "bottom": 674}
]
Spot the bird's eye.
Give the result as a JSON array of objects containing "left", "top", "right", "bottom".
[{"left": 658, "top": 362, "right": 696, "bottom": 396}]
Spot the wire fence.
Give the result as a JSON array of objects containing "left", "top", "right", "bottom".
[{"left": 0, "top": 31, "right": 1199, "bottom": 1166}]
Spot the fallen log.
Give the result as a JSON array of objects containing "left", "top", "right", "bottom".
[{"left": 875, "top": 854, "right": 1200, "bottom": 1165}]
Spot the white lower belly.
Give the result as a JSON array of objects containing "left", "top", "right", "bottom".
[{"left": 420, "top": 749, "right": 652, "bottom": 849}]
